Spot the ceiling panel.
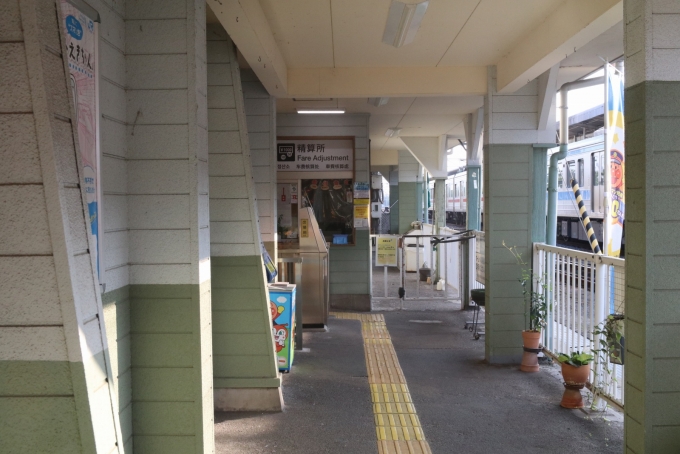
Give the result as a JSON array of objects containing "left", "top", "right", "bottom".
[
  {"left": 331, "top": 0, "right": 480, "bottom": 67},
  {"left": 259, "top": 0, "right": 334, "bottom": 67},
  {"left": 437, "top": 0, "right": 563, "bottom": 66}
]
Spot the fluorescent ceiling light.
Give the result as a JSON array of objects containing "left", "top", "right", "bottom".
[
  {"left": 382, "top": 1, "right": 429, "bottom": 48},
  {"left": 368, "top": 97, "right": 390, "bottom": 107},
  {"left": 385, "top": 127, "right": 402, "bottom": 137},
  {"left": 296, "top": 109, "right": 345, "bottom": 114}
]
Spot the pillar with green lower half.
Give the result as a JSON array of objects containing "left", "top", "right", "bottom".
[
  {"left": 465, "top": 108, "right": 484, "bottom": 231},
  {"left": 397, "top": 150, "right": 422, "bottom": 233},
  {"left": 623, "top": 2, "right": 680, "bottom": 451},
  {"left": 205, "top": 23, "right": 282, "bottom": 411},
  {"left": 483, "top": 66, "right": 556, "bottom": 364},
  {"left": 125, "top": 0, "right": 214, "bottom": 451},
  {"left": 1, "top": 1, "right": 123, "bottom": 451}
]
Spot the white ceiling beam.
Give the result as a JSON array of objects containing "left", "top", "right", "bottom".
[
  {"left": 464, "top": 107, "right": 483, "bottom": 165},
  {"left": 496, "top": 0, "right": 622, "bottom": 94},
  {"left": 537, "top": 64, "right": 559, "bottom": 130},
  {"left": 207, "top": 0, "right": 288, "bottom": 97},
  {"left": 287, "top": 66, "right": 487, "bottom": 98},
  {"left": 400, "top": 136, "right": 448, "bottom": 178}
]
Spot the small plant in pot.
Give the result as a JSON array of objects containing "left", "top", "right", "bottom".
[
  {"left": 504, "top": 243, "right": 549, "bottom": 372},
  {"left": 557, "top": 351, "right": 594, "bottom": 408}
]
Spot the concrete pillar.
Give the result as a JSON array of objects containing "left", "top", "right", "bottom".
[
  {"left": 397, "top": 150, "right": 422, "bottom": 233},
  {"left": 483, "top": 66, "right": 555, "bottom": 364},
  {"left": 433, "top": 178, "right": 446, "bottom": 231},
  {"left": 1, "top": 0, "right": 122, "bottom": 452},
  {"left": 465, "top": 108, "right": 484, "bottom": 231},
  {"left": 206, "top": 26, "right": 282, "bottom": 411},
  {"left": 623, "top": 1, "right": 680, "bottom": 451},
  {"left": 125, "top": 0, "right": 214, "bottom": 451},
  {"left": 241, "top": 69, "right": 277, "bottom": 262},
  {"left": 388, "top": 166, "right": 399, "bottom": 233}
]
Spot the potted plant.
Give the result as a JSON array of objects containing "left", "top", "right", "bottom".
[
  {"left": 504, "top": 243, "right": 549, "bottom": 372},
  {"left": 557, "top": 351, "right": 594, "bottom": 408}
]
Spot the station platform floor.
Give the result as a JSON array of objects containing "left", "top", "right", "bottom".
[{"left": 214, "top": 310, "right": 623, "bottom": 453}]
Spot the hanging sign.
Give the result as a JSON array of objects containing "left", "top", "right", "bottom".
[
  {"left": 376, "top": 237, "right": 398, "bottom": 267},
  {"left": 277, "top": 139, "right": 353, "bottom": 172},
  {"left": 60, "top": 0, "right": 100, "bottom": 277},
  {"left": 354, "top": 205, "right": 369, "bottom": 228},
  {"left": 606, "top": 68, "right": 625, "bottom": 258}
]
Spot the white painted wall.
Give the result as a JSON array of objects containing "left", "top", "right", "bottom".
[
  {"left": 398, "top": 150, "right": 421, "bottom": 182},
  {"left": 125, "top": 0, "right": 210, "bottom": 285},
  {"left": 484, "top": 66, "right": 555, "bottom": 145},
  {"left": 241, "top": 69, "right": 276, "bottom": 244},
  {"left": 208, "top": 27, "right": 262, "bottom": 257}
]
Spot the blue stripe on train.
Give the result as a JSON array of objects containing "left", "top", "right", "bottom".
[{"left": 557, "top": 189, "right": 590, "bottom": 201}]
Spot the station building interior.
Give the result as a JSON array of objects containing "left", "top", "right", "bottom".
[{"left": 2, "top": 0, "right": 679, "bottom": 452}]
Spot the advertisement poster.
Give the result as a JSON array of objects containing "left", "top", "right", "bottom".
[
  {"left": 354, "top": 205, "right": 369, "bottom": 228},
  {"left": 268, "top": 284, "right": 296, "bottom": 371},
  {"left": 606, "top": 68, "right": 625, "bottom": 258},
  {"left": 276, "top": 183, "right": 294, "bottom": 237},
  {"left": 376, "top": 237, "right": 398, "bottom": 267},
  {"left": 302, "top": 178, "right": 354, "bottom": 242},
  {"left": 277, "top": 139, "right": 353, "bottom": 172},
  {"left": 60, "top": 0, "right": 100, "bottom": 275},
  {"left": 354, "top": 181, "right": 370, "bottom": 199}
]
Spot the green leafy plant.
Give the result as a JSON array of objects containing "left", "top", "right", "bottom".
[
  {"left": 593, "top": 314, "right": 624, "bottom": 365},
  {"left": 503, "top": 242, "right": 550, "bottom": 332},
  {"left": 557, "top": 351, "right": 594, "bottom": 367}
]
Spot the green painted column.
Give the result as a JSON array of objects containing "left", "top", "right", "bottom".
[
  {"left": 623, "top": 2, "right": 680, "bottom": 451},
  {"left": 206, "top": 25, "right": 282, "bottom": 411},
  {"left": 0, "top": 2, "right": 124, "bottom": 452},
  {"left": 483, "top": 66, "right": 556, "bottom": 364},
  {"left": 466, "top": 165, "right": 482, "bottom": 231},
  {"left": 531, "top": 145, "right": 551, "bottom": 243},
  {"left": 124, "top": 0, "right": 214, "bottom": 451}
]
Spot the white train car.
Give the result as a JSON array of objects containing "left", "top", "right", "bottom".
[
  {"left": 428, "top": 166, "right": 483, "bottom": 227},
  {"left": 555, "top": 135, "right": 606, "bottom": 244}
]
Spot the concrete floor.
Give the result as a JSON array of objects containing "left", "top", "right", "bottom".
[{"left": 214, "top": 310, "right": 623, "bottom": 453}]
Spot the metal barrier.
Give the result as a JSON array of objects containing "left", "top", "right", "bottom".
[
  {"left": 534, "top": 243, "right": 625, "bottom": 407},
  {"left": 370, "top": 227, "right": 475, "bottom": 302}
]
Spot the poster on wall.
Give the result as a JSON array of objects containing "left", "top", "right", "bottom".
[
  {"left": 60, "top": 0, "right": 101, "bottom": 276},
  {"left": 354, "top": 205, "right": 369, "bottom": 228},
  {"left": 606, "top": 67, "right": 625, "bottom": 258},
  {"left": 301, "top": 179, "right": 354, "bottom": 243},
  {"left": 277, "top": 139, "right": 353, "bottom": 172}
]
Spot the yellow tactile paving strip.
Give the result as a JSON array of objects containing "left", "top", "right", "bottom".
[{"left": 331, "top": 312, "right": 433, "bottom": 454}]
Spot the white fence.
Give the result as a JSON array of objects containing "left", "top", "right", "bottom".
[{"left": 534, "top": 243, "right": 625, "bottom": 407}]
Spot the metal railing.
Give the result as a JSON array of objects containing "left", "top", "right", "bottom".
[{"left": 534, "top": 243, "right": 625, "bottom": 407}]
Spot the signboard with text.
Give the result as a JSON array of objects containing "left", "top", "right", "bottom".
[
  {"left": 277, "top": 139, "right": 353, "bottom": 172},
  {"left": 376, "top": 237, "right": 398, "bottom": 267}
]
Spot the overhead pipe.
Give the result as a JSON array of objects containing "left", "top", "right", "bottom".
[{"left": 546, "top": 76, "right": 604, "bottom": 245}]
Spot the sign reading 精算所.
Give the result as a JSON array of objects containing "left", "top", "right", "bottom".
[{"left": 277, "top": 139, "right": 353, "bottom": 172}]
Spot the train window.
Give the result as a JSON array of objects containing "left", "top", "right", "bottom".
[
  {"left": 462, "top": 183, "right": 466, "bottom": 197},
  {"left": 455, "top": 184, "right": 459, "bottom": 198},
  {"left": 578, "top": 159, "right": 584, "bottom": 187},
  {"left": 558, "top": 166, "right": 564, "bottom": 188},
  {"left": 567, "top": 161, "right": 576, "bottom": 187}
]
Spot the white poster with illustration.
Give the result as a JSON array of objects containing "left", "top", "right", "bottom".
[{"left": 60, "top": 0, "right": 101, "bottom": 276}]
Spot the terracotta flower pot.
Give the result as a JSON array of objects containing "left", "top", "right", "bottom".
[
  {"left": 520, "top": 330, "right": 541, "bottom": 372},
  {"left": 560, "top": 363, "right": 591, "bottom": 408}
]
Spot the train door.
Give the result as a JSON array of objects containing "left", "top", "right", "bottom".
[{"left": 591, "top": 152, "right": 604, "bottom": 215}]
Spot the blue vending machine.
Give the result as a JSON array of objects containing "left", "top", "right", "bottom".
[{"left": 267, "top": 283, "right": 296, "bottom": 372}]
